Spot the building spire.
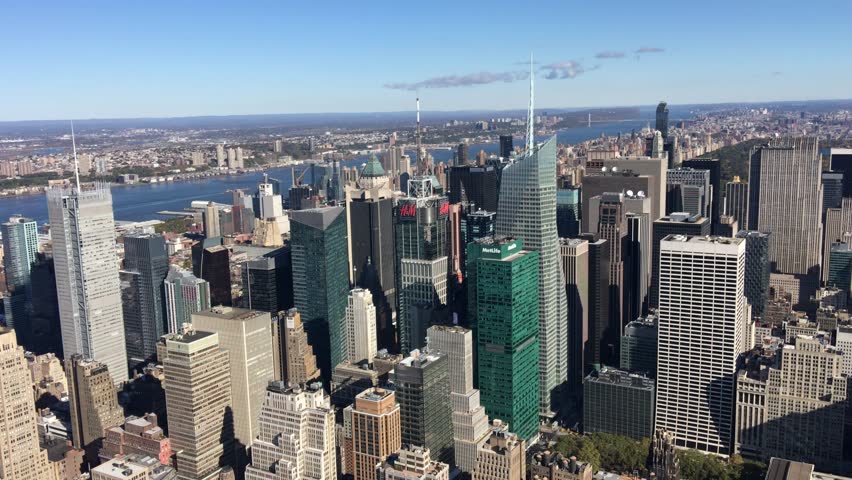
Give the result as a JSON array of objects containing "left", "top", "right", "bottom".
[
  {"left": 526, "top": 53, "right": 535, "bottom": 153},
  {"left": 71, "top": 121, "right": 82, "bottom": 193}
]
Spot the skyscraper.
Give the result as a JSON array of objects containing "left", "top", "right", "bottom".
[
  {"left": 0, "top": 328, "right": 51, "bottom": 480},
  {"left": 191, "top": 307, "right": 275, "bottom": 449},
  {"left": 655, "top": 102, "right": 669, "bottom": 138},
  {"left": 821, "top": 197, "right": 852, "bottom": 284},
  {"left": 241, "top": 246, "right": 293, "bottom": 314},
  {"left": 620, "top": 315, "right": 658, "bottom": 377},
  {"left": 394, "top": 350, "right": 454, "bottom": 464},
  {"left": 828, "top": 242, "right": 852, "bottom": 295},
  {"left": 245, "top": 382, "right": 336, "bottom": 480},
  {"left": 736, "top": 231, "right": 771, "bottom": 321},
  {"left": 1, "top": 215, "right": 38, "bottom": 348},
  {"left": 682, "top": 158, "right": 721, "bottom": 233},
  {"left": 395, "top": 176, "right": 449, "bottom": 353},
  {"left": 496, "top": 134, "right": 566, "bottom": 418},
  {"left": 203, "top": 201, "right": 221, "bottom": 238},
  {"left": 196, "top": 244, "right": 231, "bottom": 307},
  {"left": 66, "top": 355, "right": 124, "bottom": 455},
  {"left": 122, "top": 232, "right": 168, "bottom": 367},
  {"left": 348, "top": 156, "right": 397, "bottom": 351},
  {"left": 447, "top": 164, "right": 499, "bottom": 212},
  {"left": 560, "top": 238, "right": 589, "bottom": 401},
  {"left": 290, "top": 206, "right": 350, "bottom": 379},
  {"left": 216, "top": 144, "right": 225, "bottom": 168},
  {"left": 275, "top": 308, "right": 321, "bottom": 386},
  {"left": 556, "top": 183, "right": 581, "bottom": 239},
  {"left": 471, "top": 237, "right": 540, "bottom": 440},
  {"left": 161, "top": 329, "right": 234, "bottom": 479},
  {"left": 822, "top": 171, "right": 844, "bottom": 213},
  {"left": 649, "top": 213, "right": 710, "bottom": 308},
  {"left": 724, "top": 176, "right": 749, "bottom": 230},
  {"left": 472, "top": 420, "right": 526, "bottom": 480},
  {"left": 164, "top": 267, "right": 211, "bottom": 334},
  {"left": 748, "top": 138, "right": 823, "bottom": 282},
  {"left": 655, "top": 235, "right": 748, "bottom": 455},
  {"left": 426, "top": 325, "right": 489, "bottom": 474},
  {"left": 348, "top": 388, "right": 401, "bottom": 480},
  {"left": 578, "top": 234, "right": 610, "bottom": 374},
  {"left": 595, "top": 193, "right": 627, "bottom": 363},
  {"left": 583, "top": 366, "right": 655, "bottom": 440},
  {"left": 499, "top": 135, "right": 513, "bottom": 160},
  {"left": 666, "top": 167, "right": 711, "bottom": 218},
  {"left": 47, "top": 183, "right": 127, "bottom": 385},
  {"left": 345, "top": 288, "right": 378, "bottom": 363}
]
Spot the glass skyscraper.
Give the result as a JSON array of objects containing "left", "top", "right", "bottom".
[
  {"left": 290, "top": 206, "right": 350, "bottom": 380},
  {"left": 1, "top": 215, "right": 38, "bottom": 347},
  {"left": 472, "top": 237, "right": 540, "bottom": 440},
  {"left": 495, "top": 136, "right": 567, "bottom": 417},
  {"left": 122, "top": 232, "right": 169, "bottom": 368}
]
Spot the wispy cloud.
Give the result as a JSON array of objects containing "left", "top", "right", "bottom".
[
  {"left": 384, "top": 71, "right": 528, "bottom": 90},
  {"left": 540, "top": 61, "right": 598, "bottom": 80},
  {"left": 595, "top": 51, "right": 625, "bottom": 59},
  {"left": 772, "top": 71, "right": 783, "bottom": 76},
  {"left": 635, "top": 46, "right": 665, "bottom": 54}
]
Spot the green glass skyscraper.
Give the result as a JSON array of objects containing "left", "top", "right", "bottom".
[
  {"left": 472, "top": 237, "right": 540, "bottom": 441},
  {"left": 290, "top": 206, "right": 350, "bottom": 382}
]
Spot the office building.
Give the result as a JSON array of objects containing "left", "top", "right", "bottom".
[
  {"left": 748, "top": 138, "right": 823, "bottom": 282},
  {"left": 655, "top": 102, "right": 669, "bottom": 138},
  {"left": 348, "top": 156, "right": 397, "bottom": 351},
  {"left": 274, "top": 308, "right": 321, "bottom": 386},
  {"left": 1, "top": 215, "right": 38, "bottom": 345},
  {"left": 203, "top": 202, "right": 221, "bottom": 238},
  {"left": 496, "top": 135, "right": 566, "bottom": 418},
  {"left": 345, "top": 288, "right": 378, "bottom": 363},
  {"left": 241, "top": 246, "right": 293, "bottom": 314},
  {"left": 426, "top": 325, "right": 489, "bottom": 473},
  {"left": 556, "top": 184, "right": 581, "bottom": 238},
  {"left": 395, "top": 176, "right": 449, "bottom": 353},
  {"left": 655, "top": 235, "right": 748, "bottom": 455},
  {"left": 464, "top": 209, "right": 496, "bottom": 248},
  {"left": 161, "top": 329, "right": 233, "bottom": 480},
  {"left": 0, "top": 328, "right": 51, "bottom": 480},
  {"left": 216, "top": 144, "right": 225, "bottom": 167},
  {"left": 47, "top": 183, "right": 127, "bottom": 385},
  {"left": 100, "top": 413, "right": 171, "bottom": 466},
  {"left": 377, "top": 445, "right": 450, "bottom": 480},
  {"left": 191, "top": 307, "right": 275, "bottom": 448},
  {"left": 394, "top": 350, "right": 453, "bottom": 464},
  {"left": 288, "top": 184, "right": 317, "bottom": 211},
  {"left": 682, "top": 158, "right": 721, "bottom": 233},
  {"left": 666, "top": 167, "right": 711, "bottom": 218},
  {"left": 620, "top": 315, "right": 658, "bottom": 377},
  {"left": 822, "top": 171, "right": 843, "bottom": 213},
  {"left": 348, "top": 388, "right": 402, "bottom": 480},
  {"left": 330, "top": 351, "right": 399, "bottom": 408},
  {"left": 245, "top": 382, "right": 336, "bottom": 480},
  {"left": 122, "top": 232, "right": 169, "bottom": 368},
  {"left": 254, "top": 174, "right": 289, "bottom": 237},
  {"left": 448, "top": 164, "right": 499, "bottom": 212},
  {"left": 828, "top": 242, "right": 852, "bottom": 295},
  {"left": 470, "top": 237, "right": 540, "bottom": 440},
  {"left": 821, "top": 198, "right": 852, "bottom": 284},
  {"left": 649, "top": 213, "right": 710, "bottom": 308},
  {"left": 829, "top": 148, "right": 852, "bottom": 196},
  {"left": 195, "top": 244, "right": 231, "bottom": 307},
  {"left": 90, "top": 454, "right": 176, "bottom": 479},
  {"left": 66, "top": 355, "right": 124, "bottom": 455},
  {"left": 736, "top": 231, "right": 771, "bottom": 321},
  {"left": 499, "top": 135, "right": 513, "bottom": 159},
  {"left": 164, "top": 267, "right": 210, "bottom": 334},
  {"left": 290, "top": 206, "right": 350, "bottom": 380},
  {"left": 560, "top": 238, "right": 589, "bottom": 399},
  {"left": 472, "top": 420, "right": 525, "bottom": 480},
  {"left": 583, "top": 367, "right": 655, "bottom": 440},
  {"left": 725, "top": 176, "right": 749, "bottom": 230},
  {"left": 577, "top": 234, "right": 610, "bottom": 374},
  {"left": 623, "top": 211, "right": 650, "bottom": 323},
  {"left": 584, "top": 155, "right": 666, "bottom": 232},
  {"left": 594, "top": 193, "right": 627, "bottom": 363}
]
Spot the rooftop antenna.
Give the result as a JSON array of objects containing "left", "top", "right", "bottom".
[
  {"left": 416, "top": 94, "right": 424, "bottom": 174},
  {"left": 71, "top": 121, "right": 82, "bottom": 193},
  {"left": 526, "top": 53, "right": 535, "bottom": 153}
]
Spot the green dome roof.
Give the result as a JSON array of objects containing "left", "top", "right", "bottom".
[{"left": 360, "top": 155, "right": 386, "bottom": 177}]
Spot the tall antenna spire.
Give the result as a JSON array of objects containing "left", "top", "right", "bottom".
[
  {"left": 416, "top": 95, "right": 426, "bottom": 174},
  {"left": 526, "top": 53, "right": 535, "bottom": 153},
  {"left": 71, "top": 121, "right": 82, "bottom": 193}
]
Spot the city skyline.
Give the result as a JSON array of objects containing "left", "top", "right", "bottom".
[{"left": 2, "top": 0, "right": 851, "bottom": 121}]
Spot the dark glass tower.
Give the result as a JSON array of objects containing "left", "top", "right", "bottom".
[
  {"left": 499, "top": 135, "right": 514, "bottom": 159},
  {"left": 655, "top": 102, "right": 669, "bottom": 138},
  {"left": 290, "top": 206, "right": 350, "bottom": 381},
  {"left": 557, "top": 184, "right": 581, "bottom": 239},
  {"left": 736, "top": 231, "right": 771, "bottom": 321},
  {"left": 1, "top": 215, "right": 38, "bottom": 349},
  {"left": 470, "top": 237, "right": 540, "bottom": 441},
  {"left": 447, "top": 165, "right": 499, "bottom": 212},
  {"left": 122, "top": 233, "right": 169, "bottom": 368},
  {"left": 196, "top": 244, "right": 231, "bottom": 307},
  {"left": 579, "top": 234, "right": 610, "bottom": 373},
  {"left": 242, "top": 246, "right": 293, "bottom": 314}
]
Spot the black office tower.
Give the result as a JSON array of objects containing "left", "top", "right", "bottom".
[
  {"left": 123, "top": 233, "right": 169, "bottom": 368},
  {"left": 623, "top": 214, "right": 645, "bottom": 326},
  {"left": 829, "top": 148, "right": 852, "bottom": 197},
  {"left": 499, "top": 135, "right": 514, "bottom": 159},
  {"left": 198, "top": 245, "right": 231, "bottom": 307},
  {"left": 579, "top": 233, "right": 610, "bottom": 373},
  {"left": 649, "top": 213, "right": 710, "bottom": 308},
  {"left": 736, "top": 231, "right": 771, "bottom": 321},
  {"left": 457, "top": 143, "right": 469, "bottom": 165},
  {"left": 655, "top": 102, "right": 669, "bottom": 138},
  {"left": 557, "top": 181, "right": 581, "bottom": 239},
  {"left": 447, "top": 165, "right": 499, "bottom": 212},
  {"left": 682, "top": 158, "right": 721, "bottom": 234},
  {"left": 243, "top": 246, "right": 293, "bottom": 314}
]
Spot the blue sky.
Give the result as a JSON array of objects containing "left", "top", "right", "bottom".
[{"left": 1, "top": 0, "right": 850, "bottom": 121}]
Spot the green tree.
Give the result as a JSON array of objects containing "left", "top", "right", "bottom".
[
  {"left": 678, "top": 449, "right": 727, "bottom": 480},
  {"left": 588, "top": 433, "right": 650, "bottom": 475}
]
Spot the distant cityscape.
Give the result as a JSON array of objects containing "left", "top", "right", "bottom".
[{"left": 2, "top": 71, "right": 852, "bottom": 480}]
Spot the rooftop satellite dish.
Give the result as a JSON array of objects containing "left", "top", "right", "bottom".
[
  {"left": 601, "top": 166, "right": 608, "bottom": 173},
  {"left": 612, "top": 166, "right": 619, "bottom": 173},
  {"left": 626, "top": 190, "right": 634, "bottom": 197},
  {"left": 638, "top": 190, "right": 646, "bottom": 197}
]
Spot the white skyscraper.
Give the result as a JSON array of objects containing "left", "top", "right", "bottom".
[
  {"left": 47, "top": 183, "right": 127, "bottom": 385},
  {"left": 245, "top": 382, "right": 336, "bottom": 480},
  {"left": 427, "top": 325, "right": 489, "bottom": 474},
  {"left": 345, "top": 288, "right": 377, "bottom": 363},
  {"left": 655, "top": 235, "right": 749, "bottom": 455},
  {"left": 164, "top": 267, "right": 211, "bottom": 334}
]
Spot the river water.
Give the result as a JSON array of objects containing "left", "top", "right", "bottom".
[{"left": 0, "top": 119, "right": 657, "bottom": 225}]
